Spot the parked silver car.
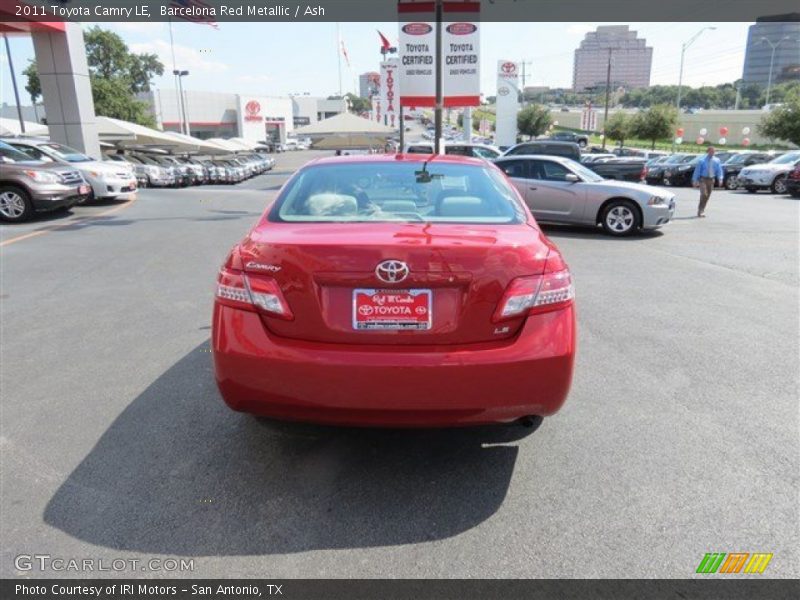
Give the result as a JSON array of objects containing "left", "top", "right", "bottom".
[
  {"left": 495, "top": 155, "right": 676, "bottom": 236},
  {"left": 739, "top": 151, "right": 800, "bottom": 194}
]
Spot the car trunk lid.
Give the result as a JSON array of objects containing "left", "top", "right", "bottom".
[{"left": 239, "top": 222, "right": 551, "bottom": 345}]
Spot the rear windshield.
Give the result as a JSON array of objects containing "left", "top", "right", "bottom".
[{"left": 271, "top": 162, "right": 525, "bottom": 224}]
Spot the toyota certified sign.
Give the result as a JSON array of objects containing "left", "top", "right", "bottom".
[{"left": 398, "top": 0, "right": 480, "bottom": 108}]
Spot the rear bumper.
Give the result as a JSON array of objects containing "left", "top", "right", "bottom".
[{"left": 212, "top": 305, "right": 576, "bottom": 427}]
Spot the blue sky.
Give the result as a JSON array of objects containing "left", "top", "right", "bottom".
[{"left": 2, "top": 21, "right": 751, "bottom": 105}]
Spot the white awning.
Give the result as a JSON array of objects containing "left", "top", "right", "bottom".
[
  {"left": 0, "top": 117, "right": 49, "bottom": 137},
  {"left": 206, "top": 138, "right": 247, "bottom": 152},
  {"left": 294, "top": 112, "right": 395, "bottom": 137},
  {"left": 158, "top": 131, "right": 230, "bottom": 155}
]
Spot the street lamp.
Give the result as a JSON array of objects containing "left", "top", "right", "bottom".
[
  {"left": 673, "top": 26, "right": 716, "bottom": 151},
  {"left": 172, "top": 69, "right": 190, "bottom": 135},
  {"left": 758, "top": 36, "right": 797, "bottom": 106}
]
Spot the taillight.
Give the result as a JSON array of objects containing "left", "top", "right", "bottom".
[
  {"left": 493, "top": 262, "right": 575, "bottom": 322},
  {"left": 215, "top": 267, "right": 293, "bottom": 320},
  {"left": 641, "top": 166, "right": 647, "bottom": 181}
]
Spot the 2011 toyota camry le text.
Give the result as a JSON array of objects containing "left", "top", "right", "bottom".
[{"left": 211, "top": 154, "right": 576, "bottom": 427}]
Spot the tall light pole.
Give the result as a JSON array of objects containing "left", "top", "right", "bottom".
[
  {"left": 601, "top": 48, "right": 612, "bottom": 150},
  {"left": 758, "top": 36, "right": 796, "bottom": 107},
  {"left": 673, "top": 26, "right": 716, "bottom": 151},
  {"left": 173, "top": 70, "right": 189, "bottom": 135}
]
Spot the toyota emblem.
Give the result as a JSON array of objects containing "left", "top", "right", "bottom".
[{"left": 375, "top": 260, "right": 409, "bottom": 284}]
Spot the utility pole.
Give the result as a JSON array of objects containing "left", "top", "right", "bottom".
[
  {"left": 520, "top": 60, "right": 533, "bottom": 103},
  {"left": 673, "top": 27, "right": 716, "bottom": 151},
  {"left": 3, "top": 34, "right": 25, "bottom": 134},
  {"left": 434, "top": 0, "right": 443, "bottom": 154},
  {"left": 759, "top": 37, "right": 796, "bottom": 106},
  {"left": 601, "top": 48, "right": 612, "bottom": 150}
]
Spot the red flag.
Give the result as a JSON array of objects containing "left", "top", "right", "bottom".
[{"left": 377, "top": 30, "right": 392, "bottom": 52}]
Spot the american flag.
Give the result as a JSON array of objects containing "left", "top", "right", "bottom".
[{"left": 170, "top": 0, "right": 219, "bottom": 29}]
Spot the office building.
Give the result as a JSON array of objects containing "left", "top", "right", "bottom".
[
  {"left": 573, "top": 25, "right": 653, "bottom": 92},
  {"left": 742, "top": 16, "right": 800, "bottom": 87}
]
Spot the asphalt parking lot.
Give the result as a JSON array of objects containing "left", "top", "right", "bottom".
[{"left": 1, "top": 150, "right": 797, "bottom": 578}]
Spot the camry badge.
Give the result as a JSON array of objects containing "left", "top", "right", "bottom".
[{"left": 375, "top": 260, "right": 409, "bottom": 284}]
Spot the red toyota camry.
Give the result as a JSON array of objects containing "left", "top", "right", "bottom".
[{"left": 212, "top": 154, "right": 576, "bottom": 427}]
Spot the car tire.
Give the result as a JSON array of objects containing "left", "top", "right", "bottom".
[
  {"left": 745, "top": 187, "right": 757, "bottom": 193},
  {"left": 600, "top": 200, "right": 641, "bottom": 237},
  {"left": 578, "top": 140, "right": 587, "bottom": 148},
  {"left": 0, "top": 186, "right": 34, "bottom": 222},
  {"left": 77, "top": 189, "right": 95, "bottom": 205},
  {"left": 771, "top": 176, "right": 788, "bottom": 195},
  {"left": 725, "top": 176, "right": 738, "bottom": 190}
]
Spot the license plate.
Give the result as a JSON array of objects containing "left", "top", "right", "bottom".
[
  {"left": 78, "top": 185, "right": 91, "bottom": 195},
  {"left": 353, "top": 289, "right": 431, "bottom": 331}
]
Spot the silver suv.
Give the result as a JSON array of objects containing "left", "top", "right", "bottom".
[{"left": 0, "top": 141, "right": 90, "bottom": 222}]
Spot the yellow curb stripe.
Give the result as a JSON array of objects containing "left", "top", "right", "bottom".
[{"left": 0, "top": 195, "right": 137, "bottom": 248}]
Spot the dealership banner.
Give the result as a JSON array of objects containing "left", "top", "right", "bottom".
[
  {"left": 398, "top": 0, "right": 480, "bottom": 108},
  {"left": 495, "top": 60, "right": 520, "bottom": 147},
  {"left": 379, "top": 58, "right": 400, "bottom": 127}
]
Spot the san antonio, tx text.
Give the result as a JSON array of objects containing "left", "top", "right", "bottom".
[
  {"left": 26, "top": 4, "right": 325, "bottom": 19},
  {"left": 15, "top": 584, "right": 281, "bottom": 597}
]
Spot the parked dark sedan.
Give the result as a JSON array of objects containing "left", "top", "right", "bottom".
[
  {"left": 645, "top": 154, "right": 696, "bottom": 185},
  {"left": 722, "top": 152, "right": 778, "bottom": 190},
  {"left": 585, "top": 158, "right": 647, "bottom": 183},
  {"left": 664, "top": 155, "right": 703, "bottom": 187}
]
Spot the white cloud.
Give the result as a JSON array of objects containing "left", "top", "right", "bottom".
[{"left": 129, "top": 40, "right": 228, "bottom": 73}]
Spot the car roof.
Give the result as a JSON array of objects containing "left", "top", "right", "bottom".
[
  {"left": 306, "top": 153, "right": 491, "bottom": 168},
  {"left": 496, "top": 154, "right": 574, "bottom": 163},
  {"left": 513, "top": 140, "right": 579, "bottom": 147},
  {"left": 1, "top": 137, "right": 50, "bottom": 146}
]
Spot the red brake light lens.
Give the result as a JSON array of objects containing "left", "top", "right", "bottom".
[
  {"left": 215, "top": 267, "right": 293, "bottom": 320},
  {"left": 493, "top": 267, "right": 575, "bottom": 322}
]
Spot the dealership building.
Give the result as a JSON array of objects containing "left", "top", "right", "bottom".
[{"left": 137, "top": 89, "right": 347, "bottom": 144}]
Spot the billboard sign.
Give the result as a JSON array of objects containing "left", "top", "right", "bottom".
[{"left": 379, "top": 58, "right": 400, "bottom": 127}]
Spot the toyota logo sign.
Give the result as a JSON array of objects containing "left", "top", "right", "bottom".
[
  {"left": 375, "top": 260, "right": 409, "bottom": 284},
  {"left": 501, "top": 62, "right": 517, "bottom": 74}
]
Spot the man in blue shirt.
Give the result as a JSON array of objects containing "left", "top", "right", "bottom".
[{"left": 692, "top": 146, "right": 724, "bottom": 218}]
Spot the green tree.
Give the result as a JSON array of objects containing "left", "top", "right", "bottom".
[
  {"left": 344, "top": 93, "right": 371, "bottom": 114},
  {"left": 758, "top": 98, "right": 800, "bottom": 146},
  {"left": 23, "top": 60, "right": 41, "bottom": 103},
  {"left": 517, "top": 104, "right": 552, "bottom": 139},
  {"left": 604, "top": 112, "right": 631, "bottom": 147},
  {"left": 23, "top": 26, "right": 163, "bottom": 126},
  {"left": 629, "top": 104, "right": 677, "bottom": 149}
]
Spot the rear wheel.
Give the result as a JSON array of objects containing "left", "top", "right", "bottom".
[
  {"left": 725, "top": 176, "right": 739, "bottom": 190},
  {"left": 772, "top": 176, "right": 788, "bottom": 195},
  {"left": 600, "top": 200, "right": 640, "bottom": 236},
  {"left": 0, "top": 186, "right": 34, "bottom": 222}
]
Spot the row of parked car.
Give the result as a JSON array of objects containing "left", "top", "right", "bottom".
[
  {"left": 0, "top": 136, "right": 276, "bottom": 222},
  {"left": 104, "top": 152, "right": 275, "bottom": 188}
]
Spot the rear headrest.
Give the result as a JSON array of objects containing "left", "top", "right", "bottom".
[
  {"left": 437, "top": 196, "right": 485, "bottom": 217},
  {"left": 306, "top": 193, "right": 358, "bottom": 216},
  {"left": 381, "top": 200, "right": 417, "bottom": 213}
]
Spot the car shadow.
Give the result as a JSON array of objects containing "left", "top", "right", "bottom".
[
  {"left": 539, "top": 223, "right": 665, "bottom": 241},
  {"left": 43, "top": 342, "right": 531, "bottom": 556}
]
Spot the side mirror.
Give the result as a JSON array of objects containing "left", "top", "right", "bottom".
[{"left": 565, "top": 173, "right": 580, "bottom": 183}]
